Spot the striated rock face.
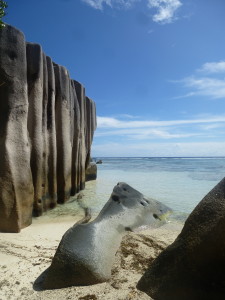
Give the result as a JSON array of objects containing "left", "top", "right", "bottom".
[
  {"left": 137, "top": 177, "right": 225, "bottom": 300},
  {"left": 0, "top": 25, "right": 97, "bottom": 232},
  {"left": 0, "top": 25, "right": 34, "bottom": 232}
]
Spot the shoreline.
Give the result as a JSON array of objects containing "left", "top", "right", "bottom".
[{"left": 0, "top": 214, "right": 182, "bottom": 300}]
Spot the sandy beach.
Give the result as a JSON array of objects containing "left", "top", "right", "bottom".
[{"left": 0, "top": 213, "right": 182, "bottom": 300}]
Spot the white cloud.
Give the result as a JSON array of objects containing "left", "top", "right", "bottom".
[
  {"left": 174, "top": 61, "right": 225, "bottom": 100},
  {"left": 94, "top": 114, "right": 225, "bottom": 156},
  {"left": 95, "top": 127, "right": 199, "bottom": 139},
  {"left": 113, "top": 113, "right": 140, "bottom": 119},
  {"left": 95, "top": 115, "right": 225, "bottom": 141},
  {"left": 200, "top": 123, "right": 225, "bottom": 131},
  {"left": 82, "top": 0, "right": 111, "bottom": 10},
  {"left": 82, "top": 0, "right": 138, "bottom": 10},
  {"left": 147, "top": 0, "right": 182, "bottom": 24},
  {"left": 82, "top": 0, "right": 183, "bottom": 24},
  {"left": 97, "top": 115, "right": 225, "bottom": 128},
  {"left": 198, "top": 61, "right": 225, "bottom": 74},
  {"left": 177, "top": 77, "right": 225, "bottom": 99}
]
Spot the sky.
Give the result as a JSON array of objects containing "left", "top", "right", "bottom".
[{"left": 4, "top": 0, "right": 225, "bottom": 157}]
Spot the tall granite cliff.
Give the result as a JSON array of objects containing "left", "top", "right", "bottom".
[{"left": 0, "top": 25, "right": 97, "bottom": 232}]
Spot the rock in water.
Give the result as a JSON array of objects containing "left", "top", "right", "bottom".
[
  {"left": 137, "top": 176, "right": 225, "bottom": 300},
  {"left": 42, "top": 182, "right": 171, "bottom": 289},
  {"left": 85, "top": 162, "right": 97, "bottom": 181},
  {"left": 96, "top": 159, "right": 102, "bottom": 164}
]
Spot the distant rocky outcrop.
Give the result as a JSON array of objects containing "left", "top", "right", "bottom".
[
  {"left": 137, "top": 177, "right": 225, "bottom": 299},
  {"left": 0, "top": 25, "right": 96, "bottom": 232},
  {"left": 96, "top": 159, "right": 102, "bottom": 164}
]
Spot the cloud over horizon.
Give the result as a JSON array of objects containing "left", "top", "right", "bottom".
[
  {"left": 95, "top": 114, "right": 225, "bottom": 142},
  {"left": 97, "top": 115, "right": 225, "bottom": 128},
  {"left": 92, "top": 141, "right": 225, "bottom": 157},
  {"left": 174, "top": 61, "right": 225, "bottom": 100},
  {"left": 94, "top": 60, "right": 225, "bottom": 156}
]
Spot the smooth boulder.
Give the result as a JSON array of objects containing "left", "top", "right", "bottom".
[
  {"left": 137, "top": 176, "right": 225, "bottom": 300},
  {"left": 41, "top": 182, "right": 171, "bottom": 289}
]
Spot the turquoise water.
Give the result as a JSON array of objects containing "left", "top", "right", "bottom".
[
  {"left": 45, "top": 157, "right": 225, "bottom": 222},
  {"left": 82, "top": 157, "right": 225, "bottom": 218}
]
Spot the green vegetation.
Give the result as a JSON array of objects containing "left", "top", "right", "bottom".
[{"left": 0, "top": 1, "right": 7, "bottom": 28}]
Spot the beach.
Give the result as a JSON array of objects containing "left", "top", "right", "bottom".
[
  {"left": 1, "top": 2, "right": 225, "bottom": 298},
  {"left": 1, "top": 157, "right": 223, "bottom": 299},
  {"left": 0, "top": 213, "right": 182, "bottom": 300}
]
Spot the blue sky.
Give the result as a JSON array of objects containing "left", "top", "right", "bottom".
[{"left": 4, "top": 0, "right": 225, "bottom": 156}]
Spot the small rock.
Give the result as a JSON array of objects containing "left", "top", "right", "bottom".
[{"left": 78, "top": 295, "right": 97, "bottom": 300}]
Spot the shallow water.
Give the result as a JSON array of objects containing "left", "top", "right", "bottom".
[{"left": 41, "top": 157, "right": 225, "bottom": 224}]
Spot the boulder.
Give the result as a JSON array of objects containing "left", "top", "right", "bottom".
[
  {"left": 41, "top": 182, "right": 171, "bottom": 289},
  {"left": 85, "top": 162, "right": 97, "bottom": 181},
  {"left": 137, "top": 177, "right": 225, "bottom": 300},
  {"left": 96, "top": 159, "right": 102, "bottom": 164}
]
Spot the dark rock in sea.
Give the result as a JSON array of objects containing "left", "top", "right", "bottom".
[
  {"left": 96, "top": 159, "right": 102, "bottom": 164},
  {"left": 137, "top": 176, "right": 225, "bottom": 300},
  {"left": 41, "top": 182, "right": 171, "bottom": 289},
  {"left": 85, "top": 162, "right": 97, "bottom": 181},
  {"left": 0, "top": 24, "right": 97, "bottom": 232}
]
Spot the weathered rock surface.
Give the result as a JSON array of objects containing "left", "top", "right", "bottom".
[
  {"left": 41, "top": 182, "right": 171, "bottom": 289},
  {"left": 0, "top": 25, "right": 34, "bottom": 232},
  {"left": 137, "top": 177, "right": 225, "bottom": 300},
  {"left": 85, "top": 162, "right": 97, "bottom": 181},
  {"left": 0, "top": 24, "right": 96, "bottom": 232}
]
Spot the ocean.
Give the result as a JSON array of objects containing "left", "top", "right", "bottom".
[{"left": 43, "top": 157, "right": 225, "bottom": 223}]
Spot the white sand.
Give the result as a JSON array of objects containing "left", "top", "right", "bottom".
[{"left": 0, "top": 214, "right": 182, "bottom": 300}]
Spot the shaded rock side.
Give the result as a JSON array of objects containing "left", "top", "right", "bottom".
[
  {"left": 0, "top": 24, "right": 96, "bottom": 232},
  {"left": 27, "top": 42, "right": 45, "bottom": 216},
  {"left": 137, "top": 177, "right": 225, "bottom": 300},
  {"left": 27, "top": 43, "right": 58, "bottom": 216},
  {"left": 70, "top": 80, "right": 81, "bottom": 196},
  {"left": 85, "top": 162, "right": 97, "bottom": 181},
  {"left": 0, "top": 25, "right": 34, "bottom": 232},
  {"left": 54, "top": 64, "right": 73, "bottom": 203},
  {"left": 73, "top": 80, "right": 87, "bottom": 191}
]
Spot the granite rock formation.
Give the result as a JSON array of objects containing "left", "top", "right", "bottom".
[
  {"left": 85, "top": 162, "right": 97, "bottom": 181},
  {"left": 0, "top": 24, "right": 97, "bottom": 232},
  {"left": 137, "top": 177, "right": 225, "bottom": 300},
  {"left": 40, "top": 182, "right": 172, "bottom": 289}
]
